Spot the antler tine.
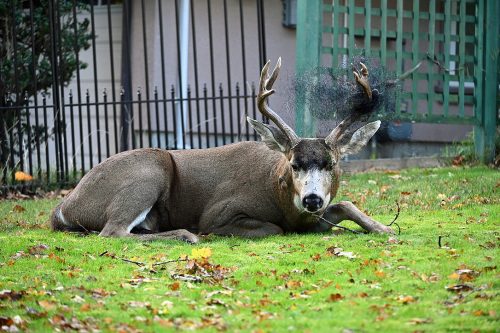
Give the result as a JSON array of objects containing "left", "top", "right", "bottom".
[
  {"left": 257, "top": 58, "right": 300, "bottom": 146},
  {"left": 325, "top": 115, "right": 353, "bottom": 145}
]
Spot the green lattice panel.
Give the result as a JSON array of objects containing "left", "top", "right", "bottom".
[{"left": 320, "top": 0, "right": 481, "bottom": 125}]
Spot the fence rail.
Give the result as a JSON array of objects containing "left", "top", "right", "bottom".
[{"left": 0, "top": 0, "right": 269, "bottom": 193}]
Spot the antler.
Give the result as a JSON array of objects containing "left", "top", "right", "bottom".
[
  {"left": 325, "top": 62, "right": 373, "bottom": 145},
  {"left": 258, "top": 58, "right": 300, "bottom": 147}
]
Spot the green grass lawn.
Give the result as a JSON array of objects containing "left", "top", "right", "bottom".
[{"left": 0, "top": 166, "right": 498, "bottom": 332}]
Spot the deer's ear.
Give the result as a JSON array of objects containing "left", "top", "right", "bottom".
[
  {"left": 247, "top": 117, "right": 291, "bottom": 153},
  {"left": 340, "top": 120, "right": 381, "bottom": 157}
]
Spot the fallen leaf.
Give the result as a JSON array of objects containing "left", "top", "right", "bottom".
[
  {"left": 285, "top": 280, "right": 303, "bottom": 289},
  {"left": 169, "top": 281, "right": 180, "bottom": 291},
  {"left": 0, "top": 290, "right": 25, "bottom": 301},
  {"left": 455, "top": 269, "right": 480, "bottom": 282},
  {"left": 205, "top": 290, "right": 233, "bottom": 298},
  {"left": 71, "top": 295, "right": 85, "bottom": 303},
  {"left": 387, "top": 237, "right": 400, "bottom": 244},
  {"left": 25, "top": 307, "right": 47, "bottom": 318},
  {"left": 328, "top": 293, "right": 344, "bottom": 302},
  {"left": 38, "top": 300, "right": 57, "bottom": 311},
  {"left": 80, "top": 303, "right": 91, "bottom": 312},
  {"left": 206, "top": 299, "right": 226, "bottom": 307},
  {"left": 311, "top": 253, "right": 321, "bottom": 261},
  {"left": 0, "top": 315, "right": 26, "bottom": 330},
  {"left": 15, "top": 171, "right": 33, "bottom": 181},
  {"left": 28, "top": 244, "right": 49, "bottom": 255},
  {"left": 408, "top": 317, "right": 433, "bottom": 325},
  {"left": 127, "top": 301, "right": 151, "bottom": 309},
  {"left": 326, "top": 247, "right": 357, "bottom": 259},
  {"left": 396, "top": 295, "right": 416, "bottom": 304},
  {"left": 12, "top": 204, "right": 26, "bottom": 213},
  {"left": 191, "top": 248, "right": 212, "bottom": 260},
  {"left": 0, "top": 316, "right": 14, "bottom": 327},
  {"left": 452, "top": 155, "right": 465, "bottom": 166},
  {"left": 171, "top": 273, "right": 203, "bottom": 283},
  {"left": 161, "top": 300, "right": 174, "bottom": 309},
  {"left": 445, "top": 284, "right": 474, "bottom": 293},
  {"left": 472, "top": 310, "right": 485, "bottom": 316},
  {"left": 338, "top": 251, "right": 356, "bottom": 259}
]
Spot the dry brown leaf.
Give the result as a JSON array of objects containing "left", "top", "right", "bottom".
[
  {"left": 38, "top": 300, "right": 57, "bottom": 311},
  {"left": 445, "top": 284, "right": 474, "bottom": 293},
  {"left": 15, "top": 171, "right": 33, "bottom": 181},
  {"left": 80, "top": 303, "right": 91, "bottom": 312},
  {"left": 396, "top": 295, "right": 416, "bottom": 304},
  {"left": 408, "top": 317, "right": 432, "bottom": 325},
  {"left": 285, "top": 280, "right": 303, "bottom": 289},
  {"left": 12, "top": 204, "right": 26, "bottom": 213},
  {"left": 328, "top": 293, "right": 344, "bottom": 302},
  {"left": 169, "top": 281, "right": 180, "bottom": 291}
]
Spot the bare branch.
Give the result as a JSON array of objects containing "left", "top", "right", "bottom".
[
  {"left": 386, "top": 201, "right": 401, "bottom": 235},
  {"left": 314, "top": 213, "right": 366, "bottom": 235}
]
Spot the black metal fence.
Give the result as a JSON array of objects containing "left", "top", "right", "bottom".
[{"left": 0, "top": 0, "right": 270, "bottom": 193}]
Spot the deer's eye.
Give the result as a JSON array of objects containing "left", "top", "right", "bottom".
[{"left": 291, "top": 163, "right": 299, "bottom": 172}]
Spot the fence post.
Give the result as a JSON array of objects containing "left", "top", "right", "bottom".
[
  {"left": 475, "top": 0, "right": 499, "bottom": 163},
  {"left": 120, "top": 0, "right": 133, "bottom": 152},
  {"left": 48, "top": 0, "right": 65, "bottom": 183},
  {"left": 295, "top": 0, "right": 322, "bottom": 137}
]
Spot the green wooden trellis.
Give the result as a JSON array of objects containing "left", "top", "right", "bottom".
[{"left": 296, "top": 0, "right": 499, "bottom": 162}]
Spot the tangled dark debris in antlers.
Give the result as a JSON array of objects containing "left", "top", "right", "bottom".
[{"left": 289, "top": 54, "right": 437, "bottom": 129}]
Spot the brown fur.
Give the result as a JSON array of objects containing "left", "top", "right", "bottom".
[{"left": 50, "top": 142, "right": 333, "bottom": 242}]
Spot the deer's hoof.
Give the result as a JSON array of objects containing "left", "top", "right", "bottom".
[{"left": 175, "top": 230, "right": 200, "bottom": 244}]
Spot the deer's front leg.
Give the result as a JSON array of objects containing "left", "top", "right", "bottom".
[
  {"left": 322, "top": 201, "right": 394, "bottom": 234},
  {"left": 209, "top": 217, "right": 284, "bottom": 238}
]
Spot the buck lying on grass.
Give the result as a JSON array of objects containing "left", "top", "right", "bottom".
[{"left": 51, "top": 59, "right": 394, "bottom": 243}]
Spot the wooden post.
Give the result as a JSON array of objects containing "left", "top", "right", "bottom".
[
  {"left": 295, "top": 0, "right": 322, "bottom": 137},
  {"left": 475, "top": 0, "right": 499, "bottom": 163}
]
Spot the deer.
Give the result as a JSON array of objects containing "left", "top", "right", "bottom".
[{"left": 50, "top": 58, "right": 394, "bottom": 243}]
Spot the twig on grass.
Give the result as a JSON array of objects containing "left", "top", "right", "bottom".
[
  {"left": 98, "top": 250, "right": 145, "bottom": 266},
  {"left": 118, "top": 257, "right": 145, "bottom": 266},
  {"left": 75, "top": 219, "right": 93, "bottom": 236},
  {"left": 99, "top": 250, "right": 188, "bottom": 267},
  {"left": 385, "top": 202, "right": 401, "bottom": 235},
  {"left": 152, "top": 258, "right": 189, "bottom": 266},
  {"left": 314, "top": 214, "right": 366, "bottom": 235}
]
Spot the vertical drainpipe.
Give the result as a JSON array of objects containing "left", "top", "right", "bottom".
[{"left": 176, "top": 0, "right": 190, "bottom": 148}]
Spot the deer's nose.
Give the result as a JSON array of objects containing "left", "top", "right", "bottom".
[{"left": 302, "top": 194, "right": 324, "bottom": 212}]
